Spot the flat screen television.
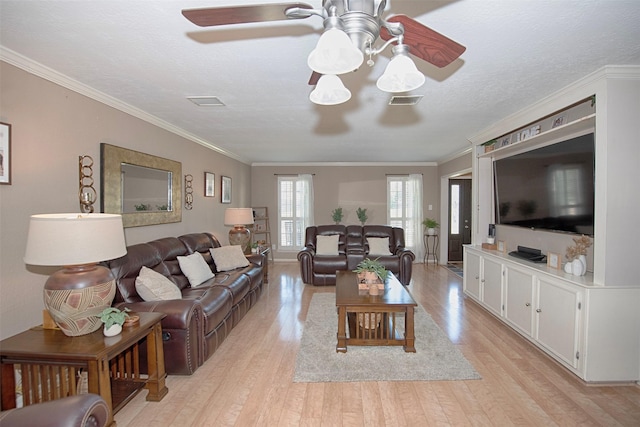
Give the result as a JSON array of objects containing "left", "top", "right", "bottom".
[{"left": 493, "top": 133, "right": 595, "bottom": 236}]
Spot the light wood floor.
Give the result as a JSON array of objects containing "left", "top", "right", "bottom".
[{"left": 115, "top": 262, "right": 640, "bottom": 426}]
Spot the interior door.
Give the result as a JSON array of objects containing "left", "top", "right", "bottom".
[{"left": 448, "top": 179, "right": 472, "bottom": 262}]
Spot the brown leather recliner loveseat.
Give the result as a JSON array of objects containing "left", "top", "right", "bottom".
[
  {"left": 297, "top": 225, "right": 414, "bottom": 286},
  {"left": 106, "top": 232, "right": 264, "bottom": 375}
]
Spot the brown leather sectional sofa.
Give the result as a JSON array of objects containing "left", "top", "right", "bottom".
[
  {"left": 106, "top": 232, "right": 264, "bottom": 375},
  {"left": 297, "top": 225, "right": 415, "bottom": 286}
]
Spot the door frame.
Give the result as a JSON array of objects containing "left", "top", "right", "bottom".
[{"left": 439, "top": 167, "right": 472, "bottom": 265}]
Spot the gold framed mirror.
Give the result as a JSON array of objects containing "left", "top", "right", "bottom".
[{"left": 100, "top": 143, "right": 182, "bottom": 227}]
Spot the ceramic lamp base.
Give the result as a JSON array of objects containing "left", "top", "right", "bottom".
[
  {"left": 43, "top": 264, "right": 116, "bottom": 336},
  {"left": 229, "top": 225, "right": 251, "bottom": 254}
]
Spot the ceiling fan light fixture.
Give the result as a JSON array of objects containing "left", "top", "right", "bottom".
[
  {"left": 376, "top": 51, "right": 425, "bottom": 93},
  {"left": 309, "top": 74, "right": 351, "bottom": 105},
  {"left": 307, "top": 28, "right": 364, "bottom": 75}
]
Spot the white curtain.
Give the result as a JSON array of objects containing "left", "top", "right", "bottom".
[
  {"left": 409, "top": 174, "right": 424, "bottom": 262},
  {"left": 299, "top": 174, "right": 315, "bottom": 230}
]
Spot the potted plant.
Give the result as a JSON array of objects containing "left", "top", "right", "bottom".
[
  {"left": 331, "top": 207, "right": 344, "bottom": 224},
  {"left": 353, "top": 258, "right": 387, "bottom": 283},
  {"left": 100, "top": 307, "right": 131, "bottom": 336},
  {"left": 423, "top": 218, "right": 440, "bottom": 235},
  {"left": 353, "top": 258, "right": 387, "bottom": 295},
  {"left": 356, "top": 207, "right": 368, "bottom": 225}
]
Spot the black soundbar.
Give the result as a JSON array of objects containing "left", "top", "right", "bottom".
[{"left": 508, "top": 245, "right": 547, "bottom": 263}]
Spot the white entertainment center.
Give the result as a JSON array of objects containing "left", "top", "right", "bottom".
[{"left": 464, "top": 66, "right": 640, "bottom": 383}]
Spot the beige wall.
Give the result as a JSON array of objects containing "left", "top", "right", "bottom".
[
  {"left": 0, "top": 62, "right": 251, "bottom": 339},
  {"left": 251, "top": 164, "right": 440, "bottom": 260}
]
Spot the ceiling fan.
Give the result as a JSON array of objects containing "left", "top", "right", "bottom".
[{"left": 182, "top": 1, "right": 465, "bottom": 104}]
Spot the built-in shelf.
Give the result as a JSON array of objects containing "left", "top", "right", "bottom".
[{"left": 478, "top": 113, "right": 596, "bottom": 158}]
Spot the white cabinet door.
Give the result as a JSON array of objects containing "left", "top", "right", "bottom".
[
  {"left": 504, "top": 266, "right": 535, "bottom": 336},
  {"left": 535, "top": 277, "right": 582, "bottom": 369},
  {"left": 482, "top": 257, "right": 503, "bottom": 316},
  {"left": 463, "top": 250, "right": 481, "bottom": 300}
]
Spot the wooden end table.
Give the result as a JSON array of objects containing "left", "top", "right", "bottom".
[
  {"left": 335, "top": 271, "right": 417, "bottom": 353},
  {"left": 0, "top": 312, "right": 168, "bottom": 426}
]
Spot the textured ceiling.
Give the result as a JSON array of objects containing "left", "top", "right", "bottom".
[{"left": 1, "top": 0, "right": 639, "bottom": 164}]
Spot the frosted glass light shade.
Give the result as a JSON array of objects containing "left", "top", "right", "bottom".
[
  {"left": 376, "top": 54, "right": 426, "bottom": 93},
  {"left": 224, "top": 208, "right": 254, "bottom": 226},
  {"left": 310, "top": 74, "right": 351, "bottom": 105},
  {"left": 308, "top": 28, "right": 363, "bottom": 75}
]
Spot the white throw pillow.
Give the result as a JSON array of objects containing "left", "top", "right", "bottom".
[
  {"left": 177, "top": 252, "right": 214, "bottom": 287},
  {"left": 316, "top": 234, "right": 339, "bottom": 256},
  {"left": 210, "top": 245, "right": 250, "bottom": 272},
  {"left": 367, "top": 237, "right": 392, "bottom": 256},
  {"left": 135, "top": 266, "right": 182, "bottom": 301}
]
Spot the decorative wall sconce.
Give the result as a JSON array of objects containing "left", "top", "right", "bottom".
[
  {"left": 79, "top": 155, "right": 96, "bottom": 213},
  {"left": 185, "top": 174, "right": 194, "bottom": 210}
]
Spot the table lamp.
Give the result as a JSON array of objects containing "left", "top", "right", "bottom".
[
  {"left": 24, "top": 213, "right": 127, "bottom": 336},
  {"left": 224, "top": 208, "right": 254, "bottom": 254}
]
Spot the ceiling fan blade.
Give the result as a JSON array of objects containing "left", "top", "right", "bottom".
[
  {"left": 182, "top": 3, "right": 314, "bottom": 27},
  {"left": 380, "top": 15, "right": 466, "bottom": 68},
  {"left": 308, "top": 71, "right": 322, "bottom": 86}
]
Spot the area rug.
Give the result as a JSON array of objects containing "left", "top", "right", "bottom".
[{"left": 293, "top": 293, "right": 481, "bottom": 383}]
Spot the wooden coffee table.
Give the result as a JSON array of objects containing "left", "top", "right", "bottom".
[
  {"left": 335, "top": 271, "right": 417, "bottom": 353},
  {"left": 0, "top": 312, "right": 168, "bottom": 426}
]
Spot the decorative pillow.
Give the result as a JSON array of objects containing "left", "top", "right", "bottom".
[
  {"left": 210, "top": 245, "right": 250, "bottom": 272},
  {"left": 316, "top": 234, "right": 339, "bottom": 256},
  {"left": 177, "top": 252, "right": 214, "bottom": 287},
  {"left": 367, "top": 237, "right": 392, "bottom": 256},
  {"left": 135, "top": 266, "right": 182, "bottom": 301}
]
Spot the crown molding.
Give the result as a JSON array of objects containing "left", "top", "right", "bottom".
[
  {"left": 0, "top": 46, "right": 248, "bottom": 164},
  {"left": 251, "top": 161, "right": 437, "bottom": 167}
]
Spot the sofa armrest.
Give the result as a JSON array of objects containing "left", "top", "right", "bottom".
[
  {"left": 246, "top": 252, "right": 264, "bottom": 267},
  {"left": 297, "top": 247, "right": 315, "bottom": 284},
  {"left": 395, "top": 248, "right": 415, "bottom": 286},
  {"left": 0, "top": 394, "right": 109, "bottom": 427},
  {"left": 116, "top": 299, "right": 199, "bottom": 330}
]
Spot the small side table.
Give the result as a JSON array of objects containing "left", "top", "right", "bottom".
[
  {"left": 0, "top": 312, "right": 168, "bottom": 427},
  {"left": 423, "top": 234, "right": 439, "bottom": 265},
  {"left": 259, "top": 246, "right": 270, "bottom": 284}
]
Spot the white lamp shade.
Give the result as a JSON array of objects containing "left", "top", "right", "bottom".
[
  {"left": 310, "top": 74, "right": 351, "bottom": 105},
  {"left": 224, "top": 208, "right": 254, "bottom": 226},
  {"left": 376, "top": 54, "right": 426, "bottom": 93},
  {"left": 307, "top": 28, "right": 363, "bottom": 75},
  {"left": 24, "top": 213, "right": 127, "bottom": 266}
]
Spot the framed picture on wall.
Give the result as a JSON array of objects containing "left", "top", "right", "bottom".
[
  {"left": 0, "top": 122, "right": 11, "bottom": 185},
  {"left": 221, "top": 176, "right": 231, "bottom": 204},
  {"left": 204, "top": 172, "right": 215, "bottom": 197}
]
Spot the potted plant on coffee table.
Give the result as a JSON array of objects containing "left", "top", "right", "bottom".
[{"left": 353, "top": 258, "right": 388, "bottom": 295}]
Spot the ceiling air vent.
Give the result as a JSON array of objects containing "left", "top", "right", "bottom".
[
  {"left": 388, "top": 95, "right": 423, "bottom": 106},
  {"left": 187, "top": 96, "right": 225, "bottom": 106}
]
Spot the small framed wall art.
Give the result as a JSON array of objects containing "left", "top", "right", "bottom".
[
  {"left": 547, "top": 252, "right": 562, "bottom": 269},
  {"left": 221, "top": 176, "right": 231, "bottom": 204},
  {"left": 0, "top": 122, "right": 11, "bottom": 185},
  {"left": 497, "top": 240, "right": 507, "bottom": 253},
  {"left": 204, "top": 172, "right": 215, "bottom": 197}
]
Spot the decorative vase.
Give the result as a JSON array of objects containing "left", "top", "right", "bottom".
[
  {"left": 426, "top": 228, "right": 436, "bottom": 236},
  {"left": 578, "top": 255, "right": 587, "bottom": 276},
  {"left": 571, "top": 258, "right": 585, "bottom": 276},
  {"left": 103, "top": 323, "right": 122, "bottom": 337},
  {"left": 563, "top": 262, "right": 573, "bottom": 274}
]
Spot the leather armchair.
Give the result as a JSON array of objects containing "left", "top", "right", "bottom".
[
  {"left": 0, "top": 394, "right": 109, "bottom": 427},
  {"left": 298, "top": 225, "right": 415, "bottom": 285}
]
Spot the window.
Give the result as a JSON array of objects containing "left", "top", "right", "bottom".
[
  {"left": 387, "top": 175, "right": 422, "bottom": 254},
  {"left": 278, "top": 175, "right": 314, "bottom": 250}
]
